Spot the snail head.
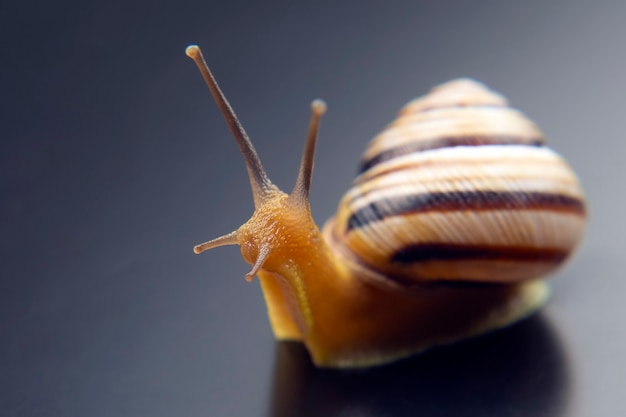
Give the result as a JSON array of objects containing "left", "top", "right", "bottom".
[{"left": 186, "top": 45, "right": 326, "bottom": 281}]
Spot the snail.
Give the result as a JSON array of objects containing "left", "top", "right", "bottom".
[{"left": 185, "top": 45, "right": 586, "bottom": 368}]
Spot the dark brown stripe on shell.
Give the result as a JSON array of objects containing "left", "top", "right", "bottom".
[
  {"left": 358, "top": 136, "right": 543, "bottom": 174},
  {"left": 346, "top": 191, "right": 586, "bottom": 231},
  {"left": 391, "top": 243, "right": 569, "bottom": 264}
]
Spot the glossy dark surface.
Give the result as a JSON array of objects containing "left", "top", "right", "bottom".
[
  {"left": 1, "top": 1, "right": 623, "bottom": 416},
  {"left": 269, "top": 316, "right": 570, "bottom": 417}
]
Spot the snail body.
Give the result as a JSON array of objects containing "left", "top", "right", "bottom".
[{"left": 186, "top": 46, "right": 586, "bottom": 368}]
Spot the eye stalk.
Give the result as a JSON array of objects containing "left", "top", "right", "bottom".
[
  {"left": 185, "top": 45, "right": 273, "bottom": 207},
  {"left": 290, "top": 99, "right": 327, "bottom": 205},
  {"left": 187, "top": 45, "right": 327, "bottom": 281}
]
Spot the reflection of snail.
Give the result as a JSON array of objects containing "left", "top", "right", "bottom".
[
  {"left": 269, "top": 315, "right": 570, "bottom": 416},
  {"left": 186, "top": 45, "right": 586, "bottom": 368}
]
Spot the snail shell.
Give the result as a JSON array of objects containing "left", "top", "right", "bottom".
[{"left": 325, "top": 79, "right": 586, "bottom": 287}]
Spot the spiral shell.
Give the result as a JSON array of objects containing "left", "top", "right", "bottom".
[{"left": 324, "top": 79, "right": 586, "bottom": 287}]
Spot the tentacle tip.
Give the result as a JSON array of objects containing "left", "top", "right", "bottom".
[
  {"left": 185, "top": 45, "right": 200, "bottom": 59},
  {"left": 193, "top": 245, "right": 202, "bottom": 254},
  {"left": 244, "top": 272, "right": 256, "bottom": 282},
  {"left": 311, "top": 99, "right": 327, "bottom": 116}
]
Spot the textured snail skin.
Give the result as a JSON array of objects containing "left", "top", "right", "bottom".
[{"left": 187, "top": 46, "right": 586, "bottom": 368}]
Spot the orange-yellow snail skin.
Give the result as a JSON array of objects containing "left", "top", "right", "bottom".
[{"left": 185, "top": 45, "right": 587, "bottom": 368}]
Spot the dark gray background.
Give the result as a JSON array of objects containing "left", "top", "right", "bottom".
[{"left": 1, "top": 0, "right": 623, "bottom": 416}]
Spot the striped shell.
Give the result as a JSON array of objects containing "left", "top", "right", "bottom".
[{"left": 324, "top": 79, "right": 586, "bottom": 286}]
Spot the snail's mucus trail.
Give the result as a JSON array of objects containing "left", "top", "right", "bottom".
[{"left": 346, "top": 190, "right": 586, "bottom": 232}]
